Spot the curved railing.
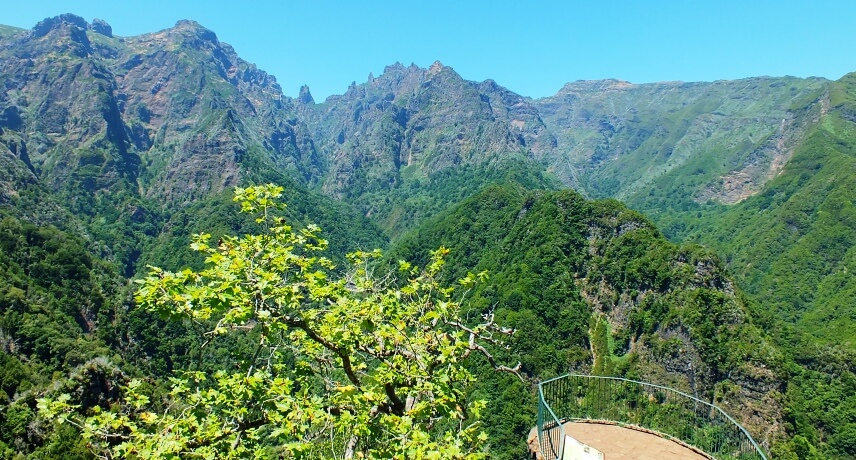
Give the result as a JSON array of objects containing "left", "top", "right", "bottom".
[{"left": 537, "top": 374, "right": 768, "bottom": 460}]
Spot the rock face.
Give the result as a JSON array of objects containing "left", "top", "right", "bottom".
[
  {"left": 108, "top": 18, "right": 322, "bottom": 200},
  {"left": 297, "top": 61, "right": 556, "bottom": 200},
  {"left": 90, "top": 18, "right": 112, "bottom": 37},
  {"left": 1, "top": 14, "right": 137, "bottom": 207},
  {"left": 30, "top": 13, "right": 89, "bottom": 38},
  {"left": 0, "top": 15, "right": 321, "bottom": 207},
  {"left": 298, "top": 84, "right": 314, "bottom": 104}
]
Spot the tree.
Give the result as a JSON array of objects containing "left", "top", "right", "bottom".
[{"left": 39, "top": 184, "right": 519, "bottom": 459}]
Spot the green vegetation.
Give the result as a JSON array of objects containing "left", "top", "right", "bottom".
[
  {"left": 536, "top": 77, "right": 829, "bottom": 207},
  {"left": 350, "top": 158, "right": 560, "bottom": 238},
  {"left": 389, "top": 184, "right": 776, "bottom": 457},
  {"left": 0, "top": 211, "right": 121, "bottom": 457},
  {"left": 677, "top": 74, "right": 856, "bottom": 343},
  {"left": 140, "top": 179, "right": 387, "bottom": 272},
  {"left": 5, "top": 13, "right": 856, "bottom": 458},
  {"left": 40, "top": 185, "right": 511, "bottom": 459},
  {"left": 642, "top": 72, "right": 856, "bottom": 459}
]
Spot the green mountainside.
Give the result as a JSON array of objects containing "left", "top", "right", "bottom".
[
  {"left": 667, "top": 73, "right": 856, "bottom": 458},
  {"left": 0, "top": 16, "right": 387, "bottom": 456},
  {"left": 0, "top": 211, "right": 131, "bottom": 458},
  {"left": 533, "top": 73, "right": 856, "bottom": 459},
  {"left": 389, "top": 185, "right": 783, "bottom": 456},
  {"left": 676, "top": 73, "right": 856, "bottom": 345},
  {"left": 1, "top": 12, "right": 856, "bottom": 459},
  {"left": 0, "top": 14, "right": 386, "bottom": 274},
  {"left": 534, "top": 77, "right": 829, "bottom": 204}
]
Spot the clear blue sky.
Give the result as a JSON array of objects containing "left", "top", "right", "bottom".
[{"left": 3, "top": 0, "right": 854, "bottom": 101}]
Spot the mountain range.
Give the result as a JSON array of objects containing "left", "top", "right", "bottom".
[{"left": 1, "top": 14, "right": 855, "bottom": 459}]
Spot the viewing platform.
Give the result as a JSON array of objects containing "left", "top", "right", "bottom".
[{"left": 532, "top": 374, "right": 768, "bottom": 460}]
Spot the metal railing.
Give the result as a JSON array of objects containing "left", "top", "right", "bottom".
[{"left": 536, "top": 374, "right": 768, "bottom": 460}]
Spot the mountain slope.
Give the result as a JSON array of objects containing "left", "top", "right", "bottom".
[
  {"left": 0, "top": 15, "right": 386, "bottom": 273},
  {"left": 1, "top": 16, "right": 560, "bottom": 244},
  {"left": 300, "top": 61, "right": 556, "bottom": 195},
  {"left": 112, "top": 19, "right": 322, "bottom": 201},
  {"left": 2, "top": 13, "right": 855, "bottom": 458},
  {"left": 534, "top": 77, "right": 829, "bottom": 207},
  {"left": 683, "top": 72, "right": 856, "bottom": 347},
  {"left": 294, "top": 61, "right": 561, "bottom": 234},
  {"left": 389, "top": 184, "right": 783, "bottom": 456},
  {"left": 639, "top": 72, "right": 856, "bottom": 460},
  {"left": 0, "top": 211, "right": 128, "bottom": 457}
]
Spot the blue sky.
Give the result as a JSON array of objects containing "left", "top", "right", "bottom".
[{"left": 3, "top": 0, "right": 854, "bottom": 101}]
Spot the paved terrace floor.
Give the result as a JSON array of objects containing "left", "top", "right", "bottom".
[
  {"left": 564, "top": 422, "right": 710, "bottom": 460},
  {"left": 530, "top": 422, "right": 711, "bottom": 460}
]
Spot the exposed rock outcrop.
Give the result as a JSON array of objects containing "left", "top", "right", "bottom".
[{"left": 90, "top": 18, "right": 112, "bottom": 37}]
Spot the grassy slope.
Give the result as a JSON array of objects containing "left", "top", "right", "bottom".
[
  {"left": 658, "top": 73, "right": 856, "bottom": 459},
  {"left": 681, "top": 73, "right": 856, "bottom": 347},
  {"left": 536, "top": 77, "right": 829, "bottom": 207},
  {"left": 0, "top": 25, "right": 24, "bottom": 38}
]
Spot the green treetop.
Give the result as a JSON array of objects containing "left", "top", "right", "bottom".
[{"left": 39, "top": 184, "right": 518, "bottom": 459}]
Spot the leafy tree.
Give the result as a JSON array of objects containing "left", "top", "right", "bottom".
[{"left": 40, "top": 184, "right": 517, "bottom": 459}]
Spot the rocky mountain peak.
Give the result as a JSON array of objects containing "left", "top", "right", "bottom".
[
  {"left": 26, "top": 13, "right": 93, "bottom": 58},
  {"left": 382, "top": 62, "right": 406, "bottom": 74},
  {"left": 170, "top": 19, "right": 219, "bottom": 44},
  {"left": 481, "top": 79, "right": 500, "bottom": 91},
  {"left": 427, "top": 60, "right": 445, "bottom": 76},
  {"left": 31, "top": 13, "right": 88, "bottom": 38},
  {"left": 298, "top": 85, "right": 314, "bottom": 104},
  {"left": 90, "top": 18, "right": 113, "bottom": 37}
]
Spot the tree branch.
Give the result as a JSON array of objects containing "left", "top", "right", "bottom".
[
  {"left": 447, "top": 317, "right": 525, "bottom": 382},
  {"left": 284, "top": 316, "right": 363, "bottom": 388},
  {"left": 384, "top": 383, "right": 406, "bottom": 416}
]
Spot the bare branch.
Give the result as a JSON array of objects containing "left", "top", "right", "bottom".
[{"left": 446, "top": 316, "right": 525, "bottom": 382}]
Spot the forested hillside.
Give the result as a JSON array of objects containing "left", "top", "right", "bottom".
[
  {"left": 677, "top": 73, "right": 856, "bottom": 345},
  {"left": 0, "top": 212, "right": 127, "bottom": 458},
  {"left": 389, "top": 184, "right": 784, "bottom": 456},
  {"left": 1, "top": 13, "right": 855, "bottom": 459},
  {"left": 0, "top": 15, "right": 388, "bottom": 457},
  {"left": 674, "top": 73, "right": 856, "bottom": 458},
  {"left": 531, "top": 66, "right": 856, "bottom": 460}
]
